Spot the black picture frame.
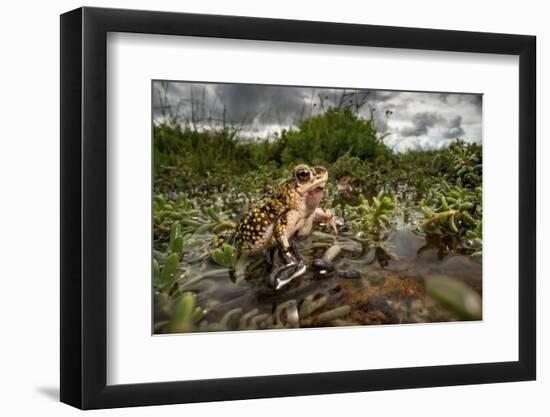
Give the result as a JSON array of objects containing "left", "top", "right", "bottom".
[{"left": 60, "top": 6, "right": 536, "bottom": 410}]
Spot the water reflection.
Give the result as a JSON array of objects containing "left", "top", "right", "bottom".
[{"left": 156, "top": 228, "right": 482, "bottom": 332}]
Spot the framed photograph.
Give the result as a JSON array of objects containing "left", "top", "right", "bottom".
[{"left": 60, "top": 6, "right": 536, "bottom": 409}]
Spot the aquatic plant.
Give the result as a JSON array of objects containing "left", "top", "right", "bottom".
[
  {"left": 153, "top": 219, "right": 185, "bottom": 293},
  {"left": 167, "top": 292, "right": 204, "bottom": 333},
  {"left": 345, "top": 190, "right": 396, "bottom": 243},
  {"left": 299, "top": 295, "right": 328, "bottom": 317},
  {"left": 419, "top": 179, "right": 482, "bottom": 257},
  {"left": 154, "top": 193, "right": 237, "bottom": 244},
  {"left": 426, "top": 276, "right": 482, "bottom": 320},
  {"left": 209, "top": 243, "right": 238, "bottom": 268},
  {"left": 315, "top": 305, "right": 352, "bottom": 324},
  {"left": 449, "top": 139, "right": 482, "bottom": 187},
  {"left": 464, "top": 219, "right": 483, "bottom": 259}
]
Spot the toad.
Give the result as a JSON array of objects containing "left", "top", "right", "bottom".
[{"left": 234, "top": 164, "right": 337, "bottom": 289}]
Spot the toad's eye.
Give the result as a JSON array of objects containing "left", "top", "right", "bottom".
[{"left": 296, "top": 169, "right": 311, "bottom": 182}]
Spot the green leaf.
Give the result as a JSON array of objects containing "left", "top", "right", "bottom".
[
  {"left": 168, "top": 292, "right": 196, "bottom": 333},
  {"left": 172, "top": 235, "right": 184, "bottom": 254},
  {"left": 209, "top": 244, "right": 237, "bottom": 268},
  {"left": 153, "top": 259, "right": 160, "bottom": 282},
  {"left": 168, "top": 221, "right": 181, "bottom": 252},
  {"left": 206, "top": 207, "right": 221, "bottom": 222},
  {"left": 426, "top": 276, "right": 482, "bottom": 320},
  {"left": 160, "top": 253, "right": 179, "bottom": 290}
]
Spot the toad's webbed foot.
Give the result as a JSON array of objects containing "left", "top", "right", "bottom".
[
  {"left": 268, "top": 261, "right": 306, "bottom": 290},
  {"left": 267, "top": 241, "right": 306, "bottom": 290}
]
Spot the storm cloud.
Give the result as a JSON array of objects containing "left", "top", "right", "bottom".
[
  {"left": 400, "top": 113, "right": 466, "bottom": 140},
  {"left": 400, "top": 112, "right": 445, "bottom": 137},
  {"left": 443, "top": 115, "right": 466, "bottom": 139},
  {"left": 152, "top": 81, "right": 482, "bottom": 152}
]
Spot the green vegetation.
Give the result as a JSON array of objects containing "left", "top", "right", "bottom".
[
  {"left": 420, "top": 179, "right": 483, "bottom": 258},
  {"left": 344, "top": 191, "right": 396, "bottom": 243},
  {"left": 152, "top": 108, "right": 483, "bottom": 333},
  {"left": 280, "top": 108, "right": 391, "bottom": 164}
]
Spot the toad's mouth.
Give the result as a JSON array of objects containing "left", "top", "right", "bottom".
[
  {"left": 311, "top": 176, "right": 328, "bottom": 189},
  {"left": 297, "top": 172, "right": 328, "bottom": 195},
  {"left": 300, "top": 182, "right": 326, "bottom": 195}
]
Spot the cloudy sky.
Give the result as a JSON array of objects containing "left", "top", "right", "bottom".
[{"left": 152, "top": 81, "right": 482, "bottom": 153}]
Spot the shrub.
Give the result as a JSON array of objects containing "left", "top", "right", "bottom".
[{"left": 280, "top": 108, "right": 391, "bottom": 164}]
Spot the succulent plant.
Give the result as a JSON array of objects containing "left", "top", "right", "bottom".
[
  {"left": 419, "top": 179, "right": 482, "bottom": 257},
  {"left": 209, "top": 243, "right": 238, "bottom": 269},
  {"left": 345, "top": 190, "right": 396, "bottom": 243}
]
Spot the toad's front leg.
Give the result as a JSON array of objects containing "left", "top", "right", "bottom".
[
  {"left": 313, "top": 208, "right": 338, "bottom": 234},
  {"left": 295, "top": 208, "right": 337, "bottom": 238}
]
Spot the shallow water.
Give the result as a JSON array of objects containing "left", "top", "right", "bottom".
[{"left": 157, "top": 226, "right": 482, "bottom": 332}]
